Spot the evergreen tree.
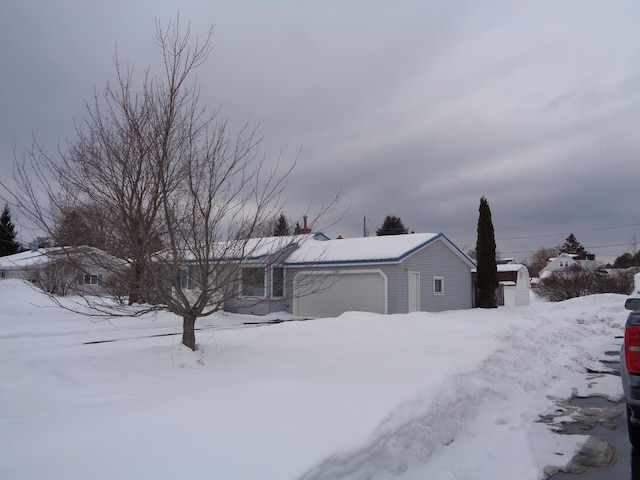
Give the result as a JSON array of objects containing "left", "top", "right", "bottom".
[
  {"left": 559, "top": 233, "right": 587, "bottom": 255},
  {"left": 613, "top": 253, "right": 634, "bottom": 269},
  {"left": 0, "top": 204, "right": 21, "bottom": 256},
  {"left": 614, "top": 252, "right": 640, "bottom": 268},
  {"left": 273, "top": 213, "right": 290, "bottom": 236},
  {"left": 475, "top": 197, "right": 498, "bottom": 308},
  {"left": 54, "top": 209, "right": 93, "bottom": 247},
  {"left": 376, "top": 215, "right": 409, "bottom": 236}
]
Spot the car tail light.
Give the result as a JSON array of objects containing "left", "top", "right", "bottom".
[{"left": 626, "top": 326, "right": 640, "bottom": 374}]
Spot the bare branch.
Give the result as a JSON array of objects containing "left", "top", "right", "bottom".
[{"left": 2, "top": 15, "right": 335, "bottom": 351}]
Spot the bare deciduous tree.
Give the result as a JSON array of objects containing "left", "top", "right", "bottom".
[
  {"left": 5, "top": 17, "right": 334, "bottom": 350},
  {"left": 537, "top": 264, "right": 638, "bottom": 301},
  {"left": 28, "top": 258, "right": 78, "bottom": 297},
  {"left": 536, "top": 265, "right": 595, "bottom": 301},
  {"left": 525, "top": 247, "right": 558, "bottom": 278},
  {"left": 629, "top": 235, "right": 640, "bottom": 268}
]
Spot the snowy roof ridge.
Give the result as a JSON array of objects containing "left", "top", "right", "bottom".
[
  {"left": 176, "top": 233, "right": 328, "bottom": 262},
  {"left": 497, "top": 264, "right": 526, "bottom": 272},
  {"left": 0, "top": 248, "right": 62, "bottom": 269},
  {"left": 0, "top": 245, "right": 125, "bottom": 269},
  {"left": 284, "top": 232, "right": 470, "bottom": 266}
]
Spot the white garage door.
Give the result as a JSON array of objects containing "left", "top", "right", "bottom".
[{"left": 294, "top": 270, "right": 387, "bottom": 318}]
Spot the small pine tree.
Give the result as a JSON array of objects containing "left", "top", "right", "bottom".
[
  {"left": 273, "top": 213, "right": 290, "bottom": 236},
  {"left": 475, "top": 197, "right": 498, "bottom": 308},
  {"left": 559, "top": 233, "right": 586, "bottom": 255},
  {"left": 376, "top": 215, "right": 409, "bottom": 236},
  {"left": 0, "top": 204, "right": 21, "bottom": 256}
]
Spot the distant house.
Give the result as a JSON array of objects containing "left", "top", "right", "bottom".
[
  {"left": 538, "top": 252, "right": 597, "bottom": 278},
  {"left": 225, "top": 232, "right": 476, "bottom": 317},
  {"left": 0, "top": 245, "right": 125, "bottom": 296}
]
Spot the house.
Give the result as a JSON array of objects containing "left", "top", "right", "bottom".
[
  {"left": 0, "top": 245, "right": 125, "bottom": 296},
  {"left": 225, "top": 232, "right": 476, "bottom": 317},
  {"left": 0, "top": 248, "right": 47, "bottom": 281},
  {"left": 538, "top": 252, "right": 597, "bottom": 278}
]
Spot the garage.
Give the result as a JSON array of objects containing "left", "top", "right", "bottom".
[{"left": 293, "top": 270, "right": 387, "bottom": 318}]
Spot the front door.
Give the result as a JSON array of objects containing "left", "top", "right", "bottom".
[{"left": 408, "top": 271, "right": 420, "bottom": 312}]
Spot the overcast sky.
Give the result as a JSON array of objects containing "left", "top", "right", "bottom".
[{"left": 1, "top": 1, "right": 639, "bottom": 261}]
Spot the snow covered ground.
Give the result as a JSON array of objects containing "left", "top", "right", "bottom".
[{"left": 0, "top": 279, "right": 626, "bottom": 479}]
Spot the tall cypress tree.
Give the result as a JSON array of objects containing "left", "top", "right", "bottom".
[
  {"left": 0, "top": 204, "right": 21, "bottom": 256},
  {"left": 475, "top": 197, "right": 498, "bottom": 308}
]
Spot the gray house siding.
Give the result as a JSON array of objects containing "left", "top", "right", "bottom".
[
  {"left": 0, "top": 267, "right": 34, "bottom": 282},
  {"left": 366, "top": 240, "right": 472, "bottom": 314},
  {"left": 384, "top": 264, "right": 403, "bottom": 314},
  {"left": 400, "top": 240, "right": 473, "bottom": 312},
  {"left": 223, "top": 265, "right": 291, "bottom": 315}
]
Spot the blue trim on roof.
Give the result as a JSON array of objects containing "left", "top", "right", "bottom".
[
  {"left": 185, "top": 252, "right": 270, "bottom": 263},
  {"left": 397, "top": 233, "right": 442, "bottom": 261},
  {"left": 284, "top": 233, "right": 476, "bottom": 267},
  {"left": 285, "top": 257, "right": 399, "bottom": 267},
  {"left": 442, "top": 233, "right": 477, "bottom": 268}
]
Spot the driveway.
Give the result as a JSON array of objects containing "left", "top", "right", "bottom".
[{"left": 549, "top": 348, "right": 637, "bottom": 479}]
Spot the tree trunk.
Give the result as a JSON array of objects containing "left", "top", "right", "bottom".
[
  {"left": 182, "top": 314, "right": 197, "bottom": 351},
  {"left": 128, "top": 261, "right": 144, "bottom": 305}
]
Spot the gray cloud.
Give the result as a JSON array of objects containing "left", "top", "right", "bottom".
[{"left": 2, "top": 0, "right": 639, "bottom": 261}]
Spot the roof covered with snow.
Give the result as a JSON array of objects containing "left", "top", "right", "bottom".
[
  {"left": 497, "top": 264, "right": 527, "bottom": 273},
  {"left": 0, "top": 248, "right": 61, "bottom": 269},
  {"left": 285, "top": 232, "right": 473, "bottom": 266},
  {"left": 0, "top": 246, "right": 126, "bottom": 270},
  {"left": 175, "top": 233, "right": 330, "bottom": 262}
]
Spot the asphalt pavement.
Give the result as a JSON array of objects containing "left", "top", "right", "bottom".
[{"left": 550, "top": 348, "right": 635, "bottom": 479}]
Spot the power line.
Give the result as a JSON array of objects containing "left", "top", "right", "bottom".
[
  {"left": 497, "top": 222, "right": 640, "bottom": 242},
  {"left": 501, "top": 242, "right": 634, "bottom": 256},
  {"left": 455, "top": 221, "right": 640, "bottom": 245}
]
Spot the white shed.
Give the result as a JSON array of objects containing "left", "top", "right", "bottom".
[{"left": 497, "top": 264, "right": 530, "bottom": 307}]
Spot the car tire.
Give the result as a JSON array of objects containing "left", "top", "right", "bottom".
[{"left": 628, "top": 403, "right": 640, "bottom": 447}]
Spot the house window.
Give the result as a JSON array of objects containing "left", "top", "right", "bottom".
[
  {"left": 433, "top": 276, "right": 444, "bottom": 295},
  {"left": 177, "top": 269, "right": 191, "bottom": 290},
  {"left": 242, "top": 267, "right": 265, "bottom": 297},
  {"left": 272, "top": 267, "right": 284, "bottom": 298},
  {"left": 1, "top": 270, "right": 5, "bottom": 279},
  {"left": 82, "top": 274, "right": 101, "bottom": 285}
]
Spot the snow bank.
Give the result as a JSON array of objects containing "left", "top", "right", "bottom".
[{"left": 0, "top": 279, "right": 626, "bottom": 479}]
